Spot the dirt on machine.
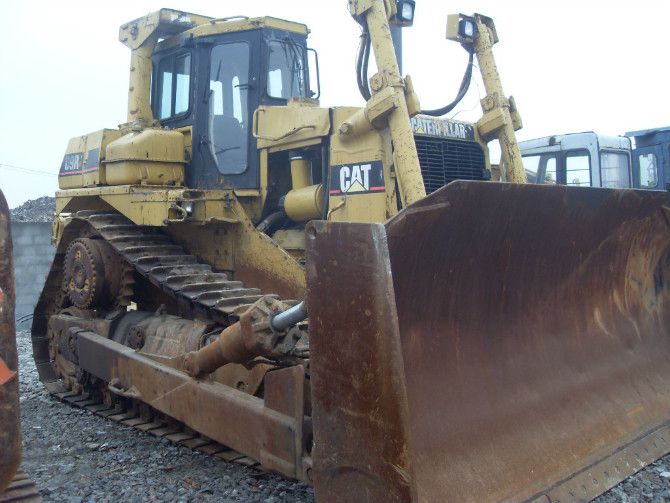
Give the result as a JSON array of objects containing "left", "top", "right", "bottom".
[{"left": 29, "top": 2, "right": 670, "bottom": 502}]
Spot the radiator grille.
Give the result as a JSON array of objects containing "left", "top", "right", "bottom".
[{"left": 414, "top": 135, "right": 487, "bottom": 194}]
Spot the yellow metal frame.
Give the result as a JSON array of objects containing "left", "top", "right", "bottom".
[
  {"left": 56, "top": 186, "right": 239, "bottom": 226},
  {"left": 157, "top": 17, "right": 309, "bottom": 53}
]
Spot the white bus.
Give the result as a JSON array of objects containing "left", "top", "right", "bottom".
[{"left": 519, "top": 132, "right": 632, "bottom": 188}]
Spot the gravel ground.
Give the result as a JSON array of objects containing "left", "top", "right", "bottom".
[
  {"left": 17, "top": 330, "right": 314, "bottom": 503},
  {"left": 16, "top": 328, "right": 670, "bottom": 502},
  {"left": 595, "top": 465, "right": 670, "bottom": 503}
]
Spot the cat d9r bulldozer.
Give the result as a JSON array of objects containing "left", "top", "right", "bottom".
[{"left": 32, "top": 2, "right": 670, "bottom": 502}]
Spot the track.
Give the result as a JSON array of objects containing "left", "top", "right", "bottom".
[
  {"left": 67, "top": 210, "right": 275, "bottom": 321},
  {"left": 0, "top": 472, "right": 41, "bottom": 503},
  {"left": 45, "top": 381, "right": 260, "bottom": 469},
  {"left": 30, "top": 210, "right": 303, "bottom": 472}
]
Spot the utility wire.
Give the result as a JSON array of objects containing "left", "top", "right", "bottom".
[{"left": 0, "top": 163, "right": 58, "bottom": 177}]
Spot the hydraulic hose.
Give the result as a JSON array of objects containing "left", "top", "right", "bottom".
[
  {"left": 356, "top": 29, "right": 372, "bottom": 101},
  {"left": 256, "top": 210, "right": 287, "bottom": 235},
  {"left": 420, "top": 49, "right": 474, "bottom": 117}
]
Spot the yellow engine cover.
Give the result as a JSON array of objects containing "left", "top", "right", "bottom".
[
  {"left": 58, "top": 129, "right": 123, "bottom": 189},
  {"left": 105, "top": 129, "right": 186, "bottom": 186}
]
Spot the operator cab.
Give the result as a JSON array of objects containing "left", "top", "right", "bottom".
[{"left": 150, "top": 17, "right": 317, "bottom": 190}]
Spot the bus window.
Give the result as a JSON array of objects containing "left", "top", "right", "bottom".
[
  {"left": 600, "top": 151, "right": 630, "bottom": 188},
  {"left": 522, "top": 155, "right": 557, "bottom": 184},
  {"left": 566, "top": 150, "right": 591, "bottom": 187}
]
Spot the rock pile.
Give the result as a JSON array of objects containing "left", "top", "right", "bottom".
[{"left": 10, "top": 196, "right": 55, "bottom": 222}]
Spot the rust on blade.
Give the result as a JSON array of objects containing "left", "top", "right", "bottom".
[
  {"left": 306, "top": 221, "right": 415, "bottom": 503},
  {"left": 307, "top": 181, "right": 670, "bottom": 502},
  {"left": 388, "top": 182, "right": 670, "bottom": 502}
]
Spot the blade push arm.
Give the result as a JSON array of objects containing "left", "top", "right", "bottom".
[
  {"left": 346, "top": 0, "right": 426, "bottom": 206},
  {"left": 448, "top": 13, "right": 526, "bottom": 183}
]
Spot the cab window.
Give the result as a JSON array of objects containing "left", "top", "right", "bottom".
[
  {"left": 156, "top": 53, "right": 191, "bottom": 120},
  {"left": 267, "top": 40, "right": 307, "bottom": 99},
  {"left": 600, "top": 151, "right": 630, "bottom": 188},
  {"left": 522, "top": 154, "right": 557, "bottom": 184},
  {"left": 638, "top": 153, "right": 658, "bottom": 188},
  {"left": 208, "top": 42, "right": 250, "bottom": 175},
  {"left": 565, "top": 150, "right": 591, "bottom": 187}
]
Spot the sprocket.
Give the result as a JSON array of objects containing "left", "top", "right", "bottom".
[{"left": 63, "top": 238, "right": 122, "bottom": 309}]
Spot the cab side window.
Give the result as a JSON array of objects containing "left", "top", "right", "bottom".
[
  {"left": 156, "top": 53, "right": 191, "bottom": 120},
  {"left": 565, "top": 150, "right": 591, "bottom": 187},
  {"left": 638, "top": 153, "right": 658, "bottom": 188},
  {"left": 267, "top": 40, "right": 307, "bottom": 99}
]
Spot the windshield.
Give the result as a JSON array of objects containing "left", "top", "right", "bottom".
[
  {"left": 267, "top": 39, "right": 307, "bottom": 99},
  {"left": 600, "top": 151, "right": 630, "bottom": 188}
]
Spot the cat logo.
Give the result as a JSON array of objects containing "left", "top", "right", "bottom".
[{"left": 330, "top": 160, "right": 385, "bottom": 196}]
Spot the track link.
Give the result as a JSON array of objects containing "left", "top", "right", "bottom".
[
  {"left": 31, "top": 210, "right": 301, "bottom": 471},
  {"left": 0, "top": 472, "right": 41, "bottom": 503},
  {"left": 48, "top": 381, "right": 259, "bottom": 470},
  {"left": 81, "top": 211, "right": 278, "bottom": 323}
]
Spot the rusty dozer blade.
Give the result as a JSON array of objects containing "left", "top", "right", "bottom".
[
  {"left": 306, "top": 181, "right": 670, "bottom": 503},
  {"left": 0, "top": 189, "right": 21, "bottom": 493}
]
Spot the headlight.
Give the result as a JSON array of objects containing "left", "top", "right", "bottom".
[
  {"left": 182, "top": 201, "right": 194, "bottom": 215},
  {"left": 400, "top": 1, "right": 414, "bottom": 22},
  {"left": 460, "top": 18, "right": 475, "bottom": 38},
  {"left": 446, "top": 14, "right": 478, "bottom": 45},
  {"left": 394, "top": 0, "right": 415, "bottom": 26}
]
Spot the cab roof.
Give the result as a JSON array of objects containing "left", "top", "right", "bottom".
[
  {"left": 158, "top": 15, "right": 309, "bottom": 52},
  {"left": 625, "top": 126, "right": 670, "bottom": 138},
  {"left": 120, "top": 9, "right": 309, "bottom": 51}
]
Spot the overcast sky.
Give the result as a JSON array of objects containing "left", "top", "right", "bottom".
[{"left": 1, "top": 0, "right": 668, "bottom": 208}]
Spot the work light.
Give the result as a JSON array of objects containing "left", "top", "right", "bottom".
[
  {"left": 446, "top": 13, "right": 477, "bottom": 45},
  {"left": 460, "top": 18, "right": 475, "bottom": 39},
  {"left": 394, "top": 0, "right": 415, "bottom": 26}
]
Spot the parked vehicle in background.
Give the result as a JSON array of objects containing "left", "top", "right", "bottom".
[
  {"left": 626, "top": 126, "right": 670, "bottom": 190},
  {"left": 519, "top": 132, "right": 632, "bottom": 188}
]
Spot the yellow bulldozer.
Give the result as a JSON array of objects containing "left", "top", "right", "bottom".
[{"left": 30, "top": 2, "right": 670, "bottom": 502}]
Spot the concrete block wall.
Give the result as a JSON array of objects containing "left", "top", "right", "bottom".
[{"left": 10, "top": 222, "right": 54, "bottom": 330}]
